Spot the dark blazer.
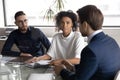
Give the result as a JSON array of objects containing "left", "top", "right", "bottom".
[{"left": 60, "top": 32, "right": 120, "bottom": 80}]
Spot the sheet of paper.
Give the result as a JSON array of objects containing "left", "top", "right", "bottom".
[
  {"left": 28, "top": 73, "right": 54, "bottom": 80},
  {"left": 36, "top": 60, "right": 51, "bottom": 65},
  {"left": 1, "top": 56, "right": 16, "bottom": 63},
  {"left": 25, "top": 60, "right": 51, "bottom": 68}
]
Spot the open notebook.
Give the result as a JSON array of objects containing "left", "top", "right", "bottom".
[{"left": 28, "top": 73, "right": 54, "bottom": 80}]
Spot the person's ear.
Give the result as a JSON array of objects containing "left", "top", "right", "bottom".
[
  {"left": 82, "top": 21, "right": 88, "bottom": 30},
  {"left": 82, "top": 21, "right": 90, "bottom": 34},
  {"left": 14, "top": 21, "right": 17, "bottom": 25},
  {"left": 14, "top": 21, "right": 19, "bottom": 26}
]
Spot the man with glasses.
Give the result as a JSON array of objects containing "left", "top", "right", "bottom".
[{"left": 1, "top": 11, "right": 51, "bottom": 57}]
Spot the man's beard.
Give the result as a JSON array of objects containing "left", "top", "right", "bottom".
[{"left": 19, "top": 27, "right": 28, "bottom": 33}]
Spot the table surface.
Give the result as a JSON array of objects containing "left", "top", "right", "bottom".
[{"left": 0, "top": 56, "right": 62, "bottom": 80}]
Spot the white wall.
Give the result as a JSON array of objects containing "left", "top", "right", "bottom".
[
  {"left": 103, "top": 28, "right": 120, "bottom": 46},
  {"left": 0, "top": 0, "right": 4, "bottom": 27},
  {"left": 0, "top": 0, "right": 120, "bottom": 46}
]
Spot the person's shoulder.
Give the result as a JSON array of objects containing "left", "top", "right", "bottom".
[
  {"left": 10, "top": 29, "right": 18, "bottom": 34},
  {"left": 30, "top": 26, "right": 39, "bottom": 31},
  {"left": 51, "top": 33, "right": 62, "bottom": 42},
  {"left": 52, "top": 33, "right": 63, "bottom": 40},
  {"left": 73, "top": 31, "right": 85, "bottom": 42},
  {"left": 30, "top": 26, "right": 43, "bottom": 33},
  {"left": 7, "top": 29, "right": 19, "bottom": 38},
  {"left": 53, "top": 32, "right": 62, "bottom": 37},
  {"left": 73, "top": 31, "right": 82, "bottom": 37}
]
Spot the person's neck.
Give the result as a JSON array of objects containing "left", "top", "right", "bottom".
[
  {"left": 20, "top": 30, "right": 27, "bottom": 33},
  {"left": 87, "top": 27, "right": 95, "bottom": 37},
  {"left": 87, "top": 29, "right": 103, "bottom": 43}
]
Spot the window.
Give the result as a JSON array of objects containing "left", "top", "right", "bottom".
[{"left": 3, "top": 0, "right": 120, "bottom": 27}]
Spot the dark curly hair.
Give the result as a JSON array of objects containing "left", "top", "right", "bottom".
[{"left": 55, "top": 10, "right": 78, "bottom": 31}]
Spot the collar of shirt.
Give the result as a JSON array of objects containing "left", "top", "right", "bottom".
[
  {"left": 61, "top": 31, "right": 74, "bottom": 40},
  {"left": 87, "top": 29, "right": 103, "bottom": 43}
]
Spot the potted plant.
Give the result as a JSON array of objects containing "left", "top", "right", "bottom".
[{"left": 43, "top": 0, "right": 66, "bottom": 21}]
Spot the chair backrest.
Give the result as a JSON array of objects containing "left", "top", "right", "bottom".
[{"left": 114, "top": 70, "right": 120, "bottom": 80}]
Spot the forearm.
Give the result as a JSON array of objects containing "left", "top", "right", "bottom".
[
  {"left": 66, "top": 58, "right": 80, "bottom": 65},
  {"left": 1, "top": 50, "right": 20, "bottom": 57},
  {"left": 50, "top": 58, "right": 80, "bottom": 66},
  {"left": 37, "top": 54, "right": 51, "bottom": 60},
  {"left": 20, "top": 53, "right": 32, "bottom": 57}
]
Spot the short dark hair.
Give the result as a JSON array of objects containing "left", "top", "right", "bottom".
[
  {"left": 77, "top": 5, "right": 104, "bottom": 30},
  {"left": 55, "top": 10, "right": 77, "bottom": 31},
  {"left": 14, "top": 11, "right": 26, "bottom": 20}
]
